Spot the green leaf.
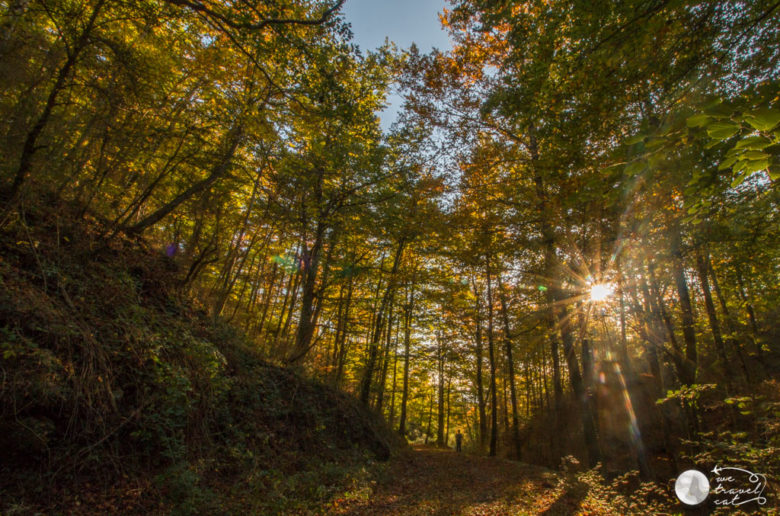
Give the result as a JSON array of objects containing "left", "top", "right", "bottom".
[
  {"left": 769, "top": 166, "right": 780, "bottom": 181},
  {"left": 704, "top": 101, "right": 736, "bottom": 118},
  {"left": 742, "top": 158, "right": 770, "bottom": 174},
  {"left": 733, "top": 159, "right": 749, "bottom": 173},
  {"left": 718, "top": 156, "right": 738, "bottom": 171},
  {"left": 686, "top": 114, "right": 712, "bottom": 128},
  {"left": 744, "top": 109, "right": 780, "bottom": 132},
  {"left": 706, "top": 122, "right": 740, "bottom": 140},
  {"left": 731, "top": 173, "right": 747, "bottom": 188},
  {"left": 764, "top": 143, "right": 780, "bottom": 156},
  {"left": 733, "top": 135, "right": 771, "bottom": 151},
  {"left": 740, "top": 150, "right": 770, "bottom": 161},
  {"left": 625, "top": 134, "right": 645, "bottom": 145}
]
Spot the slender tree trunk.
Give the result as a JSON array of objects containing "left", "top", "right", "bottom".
[
  {"left": 272, "top": 265, "right": 298, "bottom": 353},
  {"left": 735, "top": 265, "right": 763, "bottom": 364},
  {"left": 255, "top": 262, "right": 279, "bottom": 336},
  {"left": 617, "top": 267, "right": 632, "bottom": 375},
  {"left": 288, "top": 213, "right": 327, "bottom": 363},
  {"left": 555, "top": 296, "right": 601, "bottom": 467},
  {"left": 360, "top": 239, "right": 405, "bottom": 404},
  {"left": 375, "top": 304, "right": 395, "bottom": 414},
  {"left": 212, "top": 178, "right": 263, "bottom": 315},
  {"left": 581, "top": 338, "right": 597, "bottom": 432},
  {"left": 244, "top": 244, "right": 271, "bottom": 316},
  {"left": 436, "top": 330, "right": 446, "bottom": 447},
  {"left": 542, "top": 350, "right": 548, "bottom": 413},
  {"left": 669, "top": 220, "right": 697, "bottom": 384},
  {"left": 486, "top": 256, "right": 498, "bottom": 457},
  {"left": 398, "top": 275, "right": 416, "bottom": 438},
  {"left": 529, "top": 130, "right": 562, "bottom": 413},
  {"left": 425, "top": 391, "right": 434, "bottom": 444},
  {"left": 646, "top": 260, "right": 690, "bottom": 384},
  {"left": 524, "top": 347, "right": 531, "bottom": 417},
  {"left": 631, "top": 274, "right": 664, "bottom": 393},
  {"left": 695, "top": 249, "right": 729, "bottom": 375},
  {"left": 472, "top": 277, "right": 487, "bottom": 452},
  {"left": 498, "top": 276, "right": 522, "bottom": 460},
  {"left": 502, "top": 375, "right": 510, "bottom": 433},
  {"left": 6, "top": 0, "right": 107, "bottom": 200},
  {"left": 280, "top": 269, "right": 301, "bottom": 345},
  {"left": 333, "top": 275, "right": 354, "bottom": 387},
  {"left": 389, "top": 340, "right": 399, "bottom": 427},
  {"left": 709, "top": 258, "right": 750, "bottom": 382},
  {"left": 445, "top": 376, "right": 452, "bottom": 447},
  {"left": 227, "top": 250, "right": 259, "bottom": 322},
  {"left": 329, "top": 282, "right": 347, "bottom": 377},
  {"left": 125, "top": 123, "right": 244, "bottom": 233}
]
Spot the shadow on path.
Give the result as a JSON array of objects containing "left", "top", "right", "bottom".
[{"left": 329, "top": 446, "right": 581, "bottom": 515}]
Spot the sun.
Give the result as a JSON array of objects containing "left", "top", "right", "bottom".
[{"left": 590, "top": 283, "right": 614, "bottom": 302}]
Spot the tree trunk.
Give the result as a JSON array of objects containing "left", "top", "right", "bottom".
[
  {"left": 389, "top": 338, "right": 399, "bottom": 427},
  {"left": 695, "top": 249, "right": 729, "bottom": 375},
  {"left": 360, "top": 240, "right": 405, "bottom": 404},
  {"left": 669, "top": 220, "right": 697, "bottom": 384},
  {"left": 436, "top": 330, "right": 446, "bottom": 447},
  {"left": 471, "top": 277, "right": 487, "bottom": 452},
  {"left": 617, "top": 267, "right": 632, "bottom": 375},
  {"left": 333, "top": 274, "right": 354, "bottom": 387},
  {"left": 708, "top": 258, "right": 750, "bottom": 382},
  {"left": 254, "top": 261, "right": 279, "bottom": 335},
  {"left": 485, "top": 256, "right": 498, "bottom": 457},
  {"left": 581, "top": 338, "right": 597, "bottom": 433},
  {"left": 375, "top": 304, "right": 395, "bottom": 414},
  {"left": 398, "top": 274, "right": 416, "bottom": 438},
  {"left": 425, "top": 390, "right": 434, "bottom": 444},
  {"left": 529, "top": 130, "right": 562, "bottom": 415},
  {"left": 498, "top": 275, "right": 522, "bottom": 460},
  {"left": 288, "top": 215, "right": 327, "bottom": 363},
  {"left": 631, "top": 274, "right": 664, "bottom": 393},
  {"left": 6, "top": 0, "right": 107, "bottom": 200},
  {"left": 647, "top": 260, "right": 691, "bottom": 385},
  {"left": 126, "top": 123, "right": 244, "bottom": 233},
  {"left": 555, "top": 295, "right": 601, "bottom": 467},
  {"left": 445, "top": 375, "right": 452, "bottom": 447},
  {"left": 735, "top": 265, "right": 763, "bottom": 364}
]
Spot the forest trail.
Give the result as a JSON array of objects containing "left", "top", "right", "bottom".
[{"left": 328, "top": 446, "right": 589, "bottom": 516}]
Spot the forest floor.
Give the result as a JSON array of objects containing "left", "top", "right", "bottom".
[{"left": 327, "top": 445, "right": 598, "bottom": 516}]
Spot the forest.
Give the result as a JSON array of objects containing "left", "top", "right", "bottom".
[{"left": 1, "top": 0, "right": 779, "bottom": 514}]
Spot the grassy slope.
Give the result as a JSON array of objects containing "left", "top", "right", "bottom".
[{"left": 0, "top": 201, "right": 399, "bottom": 514}]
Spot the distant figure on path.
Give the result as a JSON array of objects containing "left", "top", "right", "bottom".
[{"left": 455, "top": 430, "right": 463, "bottom": 452}]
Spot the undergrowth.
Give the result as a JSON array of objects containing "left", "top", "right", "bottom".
[{"left": 0, "top": 202, "right": 397, "bottom": 514}]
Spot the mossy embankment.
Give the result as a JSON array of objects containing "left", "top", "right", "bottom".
[{"left": 0, "top": 202, "right": 400, "bottom": 514}]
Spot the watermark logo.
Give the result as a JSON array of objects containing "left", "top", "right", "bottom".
[
  {"left": 710, "top": 465, "right": 767, "bottom": 507},
  {"left": 674, "top": 466, "right": 768, "bottom": 507},
  {"left": 675, "top": 469, "right": 710, "bottom": 505}
]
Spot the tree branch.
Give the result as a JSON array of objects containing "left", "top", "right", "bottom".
[{"left": 164, "top": 0, "right": 345, "bottom": 31}]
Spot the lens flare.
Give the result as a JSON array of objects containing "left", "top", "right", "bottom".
[
  {"left": 590, "top": 283, "right": 613, "bottom": 302},
  {"left": 613, "top": 361, "right": 647, "bottom": 468}
]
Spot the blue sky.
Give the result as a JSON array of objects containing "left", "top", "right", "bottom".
[{"left": 341, "top": 0, "right": 451, "bottom": 129}]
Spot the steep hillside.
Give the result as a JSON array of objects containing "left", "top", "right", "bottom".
[{"left": 0, "top": 201, "right": 398, "bottom": 514}]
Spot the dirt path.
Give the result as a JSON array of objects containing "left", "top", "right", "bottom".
[{"left": 328, "top": 446, "right": 590, "bottom": 515}]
